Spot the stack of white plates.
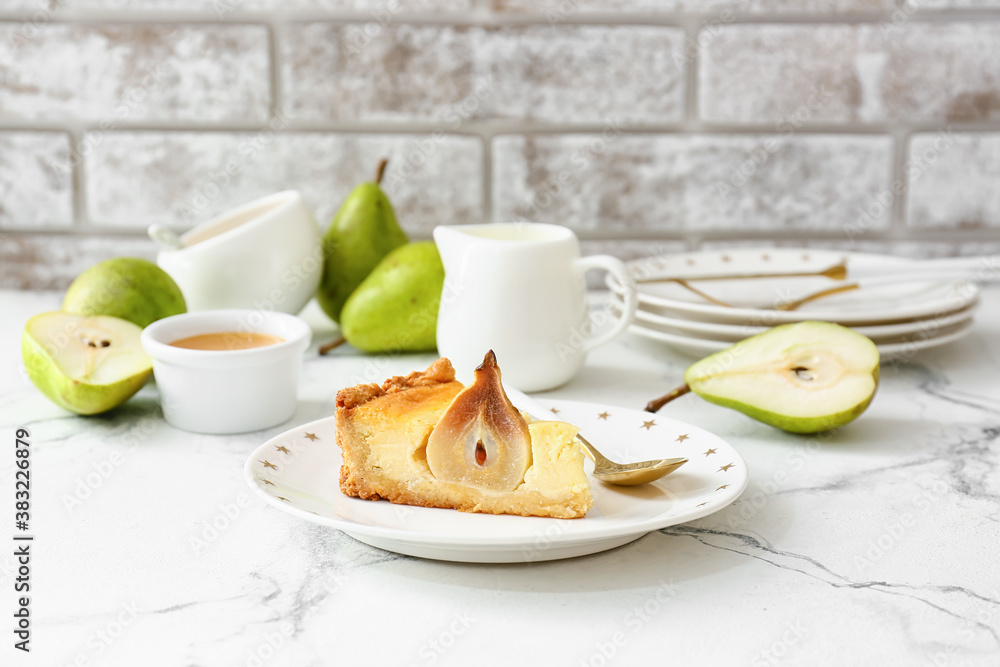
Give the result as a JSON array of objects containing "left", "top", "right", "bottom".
[{"left": 607, "top": 248, "right": 980, "bottom": 359}]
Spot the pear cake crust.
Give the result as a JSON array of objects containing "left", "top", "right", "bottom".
[{"left": 335, "top": 358, "right": 593, "bottom": 519}]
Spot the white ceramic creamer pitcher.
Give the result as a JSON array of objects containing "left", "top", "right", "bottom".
[{"left": 434, "top": 223, "right": 638, "bottom": 391}]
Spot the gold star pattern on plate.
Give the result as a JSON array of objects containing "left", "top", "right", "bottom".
[
  {"left": 260, "top": 460, "right": 277, "bottom": 470},
  {"left": 696, "top": 502, "right": 708, "bottom": 507},
  {"left": 275, "top": 445, "right": 290, "bottom": 454},
  {"left": 675, "top": 433, "right": 689, "bottom": 443},
  {"left": 703, "top": 448, "right": 717, "bottom": 457},
  {"left": 262, "top": 479, "right": 275, "bottom": 486},
  {"left": 277, "top": 496, "right": 290, "bottom": 502},
  {"left": 718, "top": 463, "right": 734, "bottom": 472},
  {"left": 550, "top": 407, "right": 560, "bottom": 415},
  {"left": 597, "top": 411, "right": 611, "bottom": 420},
  {"left": 716, "top": 484, "right": 730, "bottom": 491},
  {"left": 304, "top": 433, "right": 319, "bottom": 441},
  {"left": 641, "top": 420, "right": 656, "bottom": 430}
]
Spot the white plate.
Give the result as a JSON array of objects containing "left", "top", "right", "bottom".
[
  {"left": 244, "top": 399, "right": 749, "bottom": 563},
  {"left": 628, "top": 319, "right": 976, "bottom": 359},
  {"left": 610, "top": 248, "right": 979, "bottom": 325},
  {"left": 611, "top": 294, "right": 979, "bottom": 341}
]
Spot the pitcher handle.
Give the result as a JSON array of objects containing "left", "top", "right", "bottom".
[{"left": 574, "top": 255, "right": 638, "bottom": 353}]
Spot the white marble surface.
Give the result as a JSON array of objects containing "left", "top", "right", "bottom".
[{"left": 1, "top": 288, "right": 999, "bottom": 666}]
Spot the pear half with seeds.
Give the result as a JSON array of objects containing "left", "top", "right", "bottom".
[
  {"left": 22, "top": 312, "right": 153, "bottom": 415},
  {"left": 684, "top": 321, "right": 879, "bottom": 434},
  {"left": 425, "top": 350, "right": 532, "bottom": 491}
]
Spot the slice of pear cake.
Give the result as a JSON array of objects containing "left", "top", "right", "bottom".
[{"left": 335, "top": 352, "right": 592, "bottom": 519}]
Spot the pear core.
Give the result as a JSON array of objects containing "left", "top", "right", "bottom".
[{"left": 425, "top": 351, "right": 533, "bottom": 491}]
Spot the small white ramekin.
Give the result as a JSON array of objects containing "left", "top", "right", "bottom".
[{"left": 141, "top": 310, "right": 311, "bottom": 434}]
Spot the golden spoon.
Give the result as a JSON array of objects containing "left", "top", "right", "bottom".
[
  {"left": 505, "top": 387, "right": 688, "bottom": 487},
  {"left": 575, "top": 433, "right": 687, "bottom": 486},
  {"left": 636, "top": 261, "right": 848, "bottom": 284},
  {"left": 634, "top": 262, "right": 849, "bottom": 308},
  {"left": 635, "top": 256, "right": 990, "bottom": 310}
]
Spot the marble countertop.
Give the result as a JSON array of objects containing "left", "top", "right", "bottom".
[{"left": 1, "top": 288, "right": 998, "bottom": 666}]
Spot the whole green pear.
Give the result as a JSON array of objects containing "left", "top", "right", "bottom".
[
  {"left": 340, "top": 242, "right": 444, "bottom": 353},
  {"left": 317, "top": 159, "right": 409, "bottom": 323},
  {"left": 63, "top": 257, "right": 186, "bottom": 328},
  {"left": 22, "top": 312, "right": 153, "bottom": 415}
]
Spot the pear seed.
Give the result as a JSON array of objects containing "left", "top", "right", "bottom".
[
  {"left": 791, "top": 366, "right": 815, "bottom": 381},
  {"left": 475, "top": 440, "right": 487, "bottom": 466}
]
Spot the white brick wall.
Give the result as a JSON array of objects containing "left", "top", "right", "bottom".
[
  {"left": 0, "top": 132, "right": 73, "bottom": 228},
  {"left": 0, "top": 24, "right": 271, "bottom": 123},
  {"left": 492, "top": 134, "right": 894, "bottom": 231},
  {"left": 2, "top": 0, "right": 1000, "bottom": 287},
  {"left": 84, "top": 132, "right": 484, "bottom": 230},
  {"left": 700, "top": 23, "right": 1000, "bottom": 123}
]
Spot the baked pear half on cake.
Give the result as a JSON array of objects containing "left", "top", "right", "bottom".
[{"left": 335, "top": 351, "right": 592, "bottom": 519}]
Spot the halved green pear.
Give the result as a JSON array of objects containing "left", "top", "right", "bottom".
[
  {"left": 425, "top": 351, "right": 532, "bottom": 491},
  {"left": 684, "top": 321, "right": 879, "bottom": 434},
  {"left": 22, "top": 312, "right": 153, "bottom": 415}
]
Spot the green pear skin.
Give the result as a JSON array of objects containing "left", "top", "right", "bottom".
[
  {"left": 63, "top": 258, "right": 186, "bottom": 328},
  {"left": 687, "top": 376, "right": 879, "bottom": 434},
  {"left": 21, "top": 312, "right": 153, "bottom": 415},
  {"left": 340, "top": 242, "right": 444, "bottom": 353},
  {"left": 317, "top": 161, "right": 409, "bottom": 323},
  {"left": 684, "top": 321, "right": 880, "bottom": 434}
]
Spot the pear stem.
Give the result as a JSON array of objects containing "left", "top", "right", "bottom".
[
  {"left": 318, "top": 337, "right": 347, "bottom": 356},
  {"left": 375, "top": 158, "right": 388, "bottom": 185},
  {"left": 645, "top": 383, "right": 691, "bottom": 413}
]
